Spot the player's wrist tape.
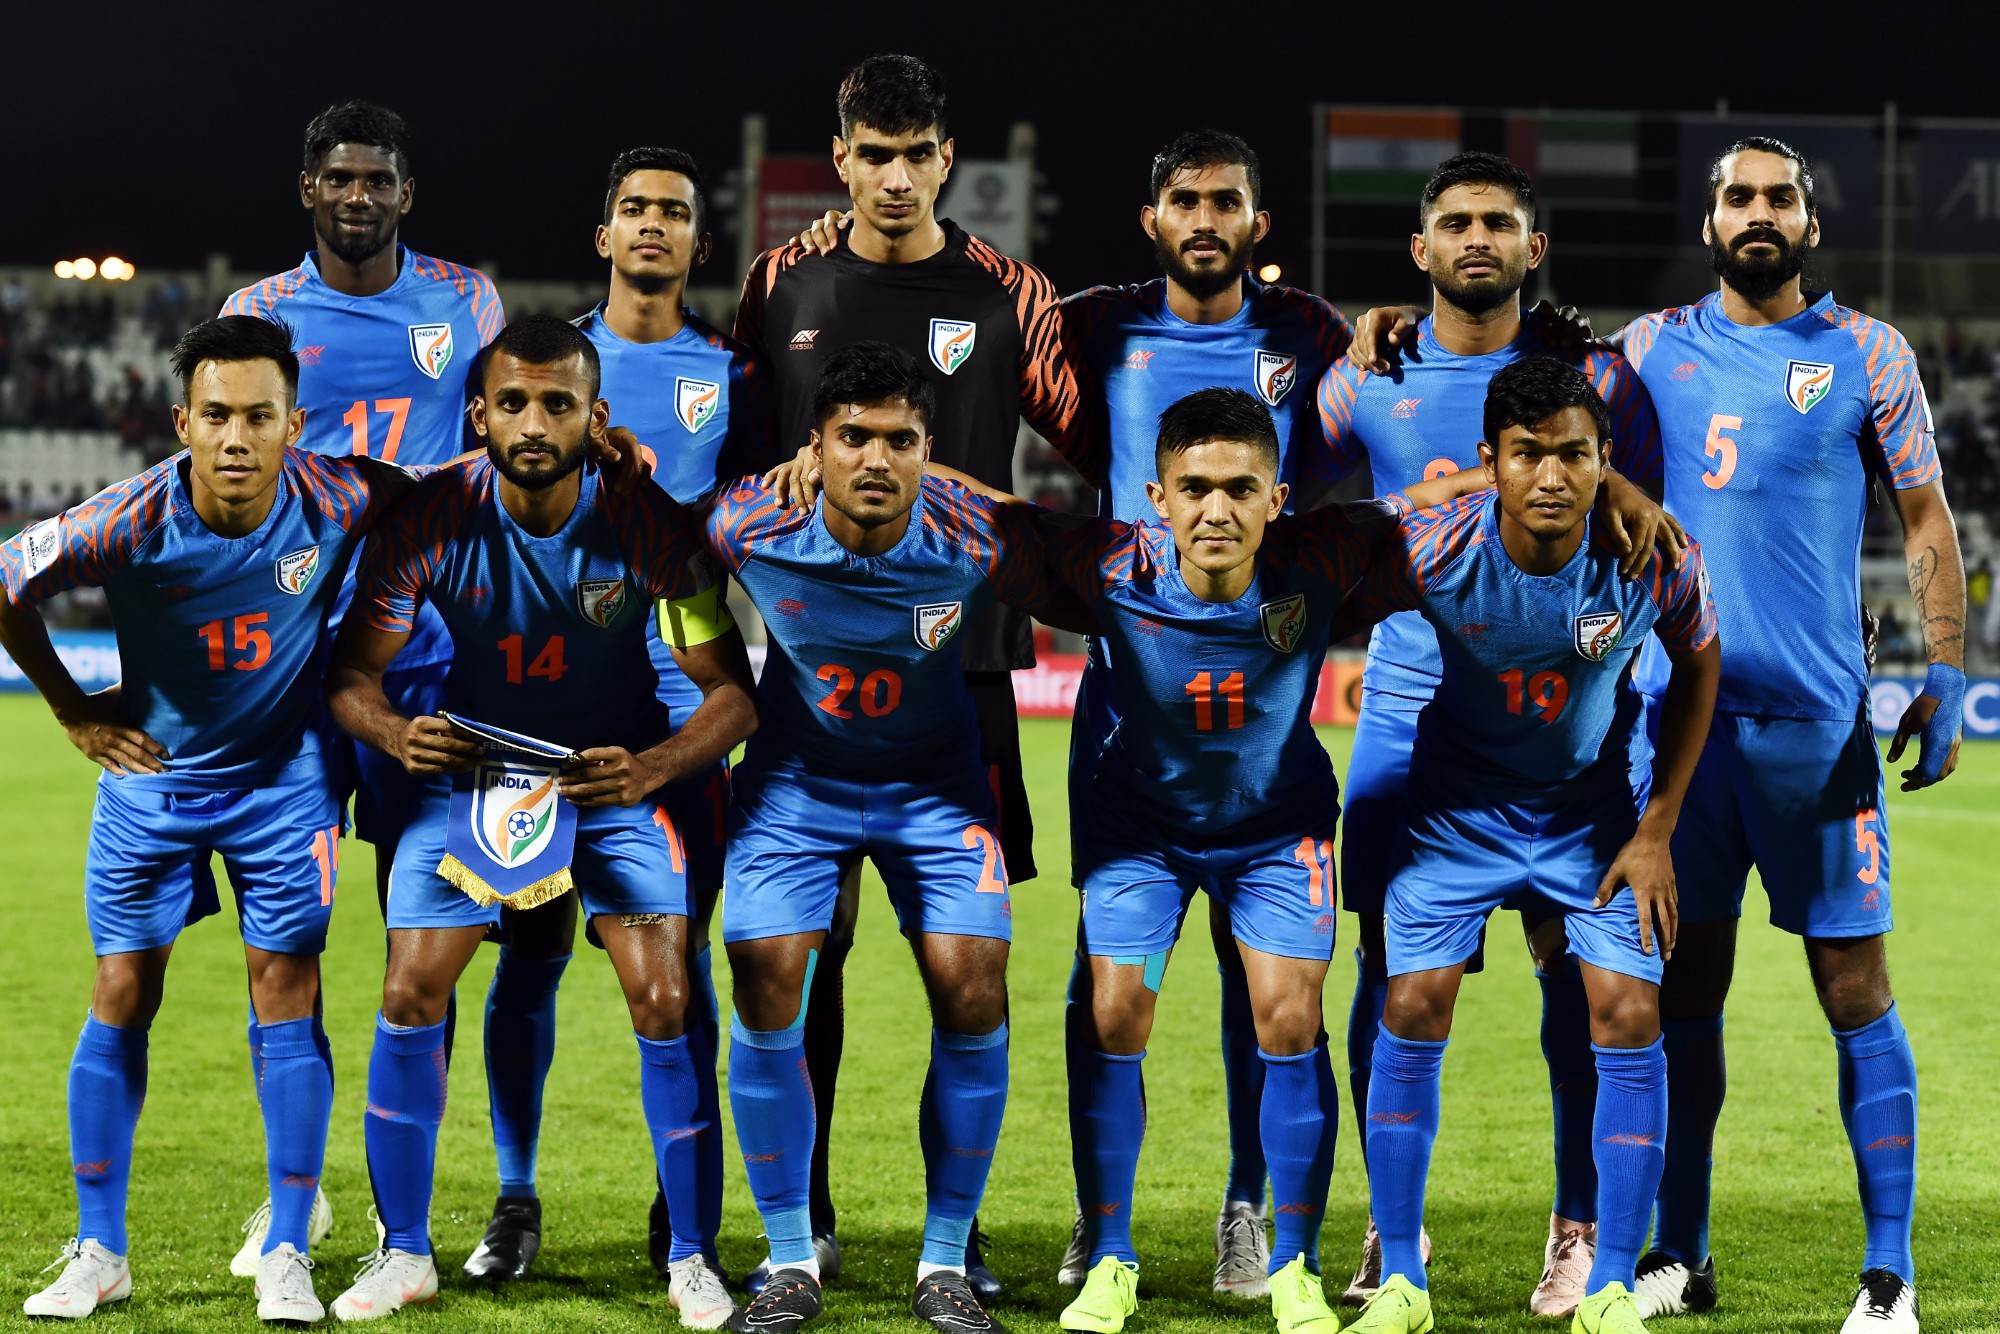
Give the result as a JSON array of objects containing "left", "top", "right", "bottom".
[
  {"left": 1915, "top": 662, "right": 1966, "bottom": 781},
  {"left": 1921, "top": 661, "right": 1966, "bottom": 700}
]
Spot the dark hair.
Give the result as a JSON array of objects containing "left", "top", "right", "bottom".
[
  {"left": 1150, "top": 129, "right": 1263, "bottom": 209},
  {"left": 812, "top": 341, "right": 935, "bottom": 428},
  {"left": 836, "top": 53, "right": 947, "bottom": 141},
  {"left": 1482, "top": 357, "right": 1610, "bottom": 448},
  {"left": 1419, "top": 151, "right": 1535, "bottom": 228},
  {"left": 483, "top": 315, "right": 602, "bottom": 398},
  {"left": 1706, "top": 135, "right": 1816, "bottom": 217},
  {"left": 170, "top": 315, "right": 300, "bottom": 405},
  {"left": 303, "top": 100, "right": 412, "bottom": 178},
  {"left": 1154, "top": 387, "right": 1280, "bottom": 477},
  {"left": 603, "top": 147, "right": 708, "bottom": 229}
]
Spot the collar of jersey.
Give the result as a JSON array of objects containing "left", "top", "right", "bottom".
[
  {"left": 1481, "top": 492, "right": 1595, "bottom": 586},
  {"left": 819, "top": 217, "right": 965, "bottom": 272},
  {"left": 1413, "top": 315, "right": 1549, "bottom": 365},
  {"left": 301, "top": 244, "right": 416, "bottom": 302},
  {"left": 485, "top": 458, "right": 597, "bottom": 544},
  {"left": 579, "top": 301, "right": 703, "bottom": 352},
  {"left": 807, "top": 476, "right": 930, "bottom": 564},
  {"left": 1151, "top": 275, "right": 1256, "bottom": 332},
  {"left": 1695, "top": 286, "right": 1837, "bottom": 333},
  {"left": 1150, "top": 522, "right": 1265, "bottom": 613},
  {"left": 167, "top": 453, "right": 295, "bottom": 546}
]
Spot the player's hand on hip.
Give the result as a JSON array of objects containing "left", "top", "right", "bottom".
[
  {"left": 1598, "top": 830, "right": 1677, "bottom": 960},
  {"left": 1525, "top": 300, "right": 1596, "bottom": 359},
  {"left": 593, "top": 425, "right": 654, "bottom": 496},
  {"left": 559, "top": 747, "right": 657, "bottom": 806},
  {"left": 1346, "top": 305, "right": 1425, "bottom": 376},
  {"left": 795, "top": 210, "right": 852, "bottom": 255},
  {"left": 59, "top": 691, "right": 169, "bottom": 776},
  {"left": 397, "top": 715, "right": 482, "bottom": 776},
  {"left": 1597, "top": 470, "right": 1687, "bottom": 579},
  {"left": 1888, "top": 663, "right": 1966, "bottom": 790},
  {"left": 762, "top": 444, "right": 823, "bottom": 510}
]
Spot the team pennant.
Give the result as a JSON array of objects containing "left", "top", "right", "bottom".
[{"left": 436, "top": 713, "right": 580, "bottom": 908}]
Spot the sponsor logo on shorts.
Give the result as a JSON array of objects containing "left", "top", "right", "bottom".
[
  {"left": 915, "top": 601, "right": 964, "bottom": 650},
  {"left": 275, "top": 545, "right": 320, "bottom": 595},
  {"left": 1785, "top": 358, "right": 1834, "bottom": 415},
  {"left": 675, "top": 376, "right": 721, "bottom": 433},
  {"left": 1261, "top": 593, "right": 1308, "bottom": 653},
  {"left": 1313, "top": 913, "right": 1335, "bottom": 935},
  {"left": 576, "top": 578, "right": 627, "bottom": 628},
  {"left": 1254, "top": 349, "right": 1298, "bottom": 406},
  {"left": 1574, "top": 611, "right": 1623, "bottom": 662},
  {"left": 928, "top": 318, "right": 977, "bottom": 375},
  {"left": 408, "top": 323, "right": 454, "bottom": 381}
]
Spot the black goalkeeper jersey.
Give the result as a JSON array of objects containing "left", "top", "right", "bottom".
[{"left": 734, "top": 219, "right": 1077, "bottom": 672}]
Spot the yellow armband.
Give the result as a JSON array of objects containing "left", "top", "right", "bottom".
[{"left": 659, "top": 584, "right": 735, "bottom": 650}]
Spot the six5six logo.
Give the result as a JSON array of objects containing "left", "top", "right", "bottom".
[
  {"left": 408, "top": 323, "right": 455, "bottom": 381},
  {"left": 1254, "top": 350, "right": 1298, "bottom": 407},
  {"left": 676, "top": 377, "right": 720, "bottom": 433},
  {"left": 928, "top": 318, "right": 977, "bottom": 375}
]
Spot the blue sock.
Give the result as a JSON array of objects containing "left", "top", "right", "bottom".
[
  {"left": 1539, "top": 960, "right": 1599, "bottom": 1222},
  {"left": 68, "top": 1014, "right": 148, "bottom": 1255},
  {"left": 257, "top": 1018, "right": 334, "bottom": 1253},
  {"left": 1586, "top": 1040, "right": 1667, "bottom": 1294},
  {"left": 1655, "top": 1014, "right": 1724, "bottom": 1263},
  {"left": 729, "top": 1016, "right": 817, "bottom": 1267},
  {"left": 1346, "top": 951, "right": 1388, "bottom": 1166},
  {"left": 686, "top": 946, "right": 724, "bottom": 1251},
  {"left": 1219, "top": 965, "right": 1267, "bottom": 1205},
  {"left": 1071, "top": 1048, "right": 1146, "bottom": 1265},
  {"left": 638, "top": 1032, "right": 709, "bottom": 1262},
  {"left": 1835, "top": 1004, "right": 1918, "bottom": 1281},
  {"left": 1366, "top": 1027, "right": 1445, "bottom": 1290},
  {"left": 483, "top": 948, "right": 569, "bottom": 1197},
  {"left": 1260, "top": 1043, "right": 1339, "bottom": 1275},
  {"left": 363, "top": 1014, "right": 447, "bottom": 1255},
  {"left": 919, "top": 1024, "right": 1009, "bottom": 1267},
  {"left": 247, "top": 1007, "right": 263, "bottom": 1091}
]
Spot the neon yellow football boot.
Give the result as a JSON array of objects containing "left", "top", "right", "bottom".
[
  {"left": 1060, "top": 1256, "right": 1139, "bottom": 1333},
  {"left": 1345, "top": 1273, "right": 1435, "bottom": 1333},
  {"left": 1268, "top": 1253, "right": 1343, "bottom": 1333},
  {"left": 1573, "top": 1281, "right": 1649, "bottom": 1334}
]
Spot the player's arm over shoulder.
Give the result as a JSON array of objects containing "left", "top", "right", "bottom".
[{"left": 702, "top": 473, "right": 811, "bottom": 571}]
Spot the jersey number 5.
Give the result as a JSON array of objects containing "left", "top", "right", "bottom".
[{"left": 1702, "top": 414, "right": 1741, "bottom": 490}]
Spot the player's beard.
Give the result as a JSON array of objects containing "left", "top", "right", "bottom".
[
  {"left": 1154, "top": 229, "right": 1249, "bottom": 302},
  {"left": 1430, "top": 251, "right": 1527, "bottom": 317},
  {"left": 489, "top": 435, "right": 588, "bottom": 491},
  {"left": 1710, "top": 224, "right": 1807, "bottom": 302},
  {"left": 320, "top": 213, "right": 395, "bottom": 268}
]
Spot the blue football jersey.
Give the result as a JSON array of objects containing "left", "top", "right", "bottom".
[
  {"left": 0, "top": 452, "right": 409, "bottom": 787},
  {"left": 223, "top": 246, "right": 505, "bottom": 668},
  {"left": 1311, "top": 323, "right": 1664, "bottom": 703},
  {"left": 577, "top": 303, "right": 771, "bottom": 727},
  {"left": 706, "top": 475, "right": 1050, "bottom": 779},
  {"left": 1613, "top": 290, "right": 1939, "bottom": 721},
  {"left": 1046, "top": 502, "right": 1391, "bottom": 836},
  {"left": 1351, "top": 494, "right": 1715, "bottom": 797},
  {"left": 1059, "top": 276, "right": 1353, "bottom": 519},
  {"left": 354, "top": 459, "right": 715, "bottom": 753}
]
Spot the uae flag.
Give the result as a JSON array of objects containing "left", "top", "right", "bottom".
[
  {"left": 1324, "top": 108, "right": 1461, "bottom": 201},
  {"left": 1523, "top": 114, "right": 1640, "bottom": 201}
]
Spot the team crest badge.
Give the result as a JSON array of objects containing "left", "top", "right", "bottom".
[
  {"left": 1785, "top": 359, "right": 1834, "bottom": 415},
  {"left": 471, "top": 763, "right": 561, "bottom": 871},
  {"left": 928, "top": 318, "right": 977, "bottom": 376},
  {"left": 576, "top": 578, "right": 627, "bottom": 628},
  {"left": 16, "top": 517, "right": 61, "bottom": 580},
  {"left": 275, "top": 545, "right": 320, "bottom": 595},
  {"left": 1260, "top": 593, "right": 1308, "bottom": 653},
  {"left": 408, "top": 323, "right": 455, "bottom": 381},
  {"left": 1254, "top": 350, "right": 1298, "bottom": 407},
  {"left": 915, "top": 601, "right": 964, "bottom": 651},
  {"left": 675, "top": 377, "right": 720, "bottom": 433},
  {"left": 1574, "top": 611, "right": 1624, "bottom": 662}
]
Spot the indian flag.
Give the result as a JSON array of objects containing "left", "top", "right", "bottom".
[{"left": 1324, "top": 108, "right": 1461, "bottom": 201}]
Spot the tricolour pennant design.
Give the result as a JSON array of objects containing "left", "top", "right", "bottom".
[
  {"left": 1574, "top": 610, "right": 1624, "bottom": 662},
  {"left": 915, "top": 601, "right": 964, "bottom": 651},
  {"left": 576, "top": 578, "right": 627, "bottom": 628},
  {"left": 1260, "top": 593, "right": 1308, "bottom": 653},
  {"left": 439, "top": 760, "right": 578, "bottom": 908},
  {"left": 275, "top": 545, "right": 320, "bottom": 595},
  {"left": 409, "top": 323, "right": 455, "bottom": 381},
  {"left": 676, "top": 377, "right": 720, "bottom": 433},
  {"left": 1785, "top": 359, "right": 1833, "bottom": 415},
  {"left": 1254, "top": 350, "right": 1298, "bottom": 406},
  {"left": 928, "top": 318, "right": 977, "bottom": 376}
]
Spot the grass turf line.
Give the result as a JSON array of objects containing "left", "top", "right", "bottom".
[{"left": 0, "top": 698, "right": 1994, "bottom": 1331}]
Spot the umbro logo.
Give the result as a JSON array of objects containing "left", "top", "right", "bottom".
[
  {"left": 1391, "top": 398, "right": 1421, "bottom": 419},
  {"left": 1457, "top": 622, "right": 1488, "bottom": 640},
  {"left": 789, "top": 329, "right": 819, "bottom": 349},
  {"left": 298, "top": 345, "right": 326, "bottom": 365},
  {"left": 1124, "top": 350, "right": 1156, "bottom": 370},
  {"left": 1672, "top": 361, "right": 1699, "bottom": 381},
  {"left": 1133, "top": 617, "right": 1164, "bottom": 637}
]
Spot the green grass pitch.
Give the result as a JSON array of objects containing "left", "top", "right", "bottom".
[{"left": 0, "top": 697, "right": 1994, "bottom": 1331}]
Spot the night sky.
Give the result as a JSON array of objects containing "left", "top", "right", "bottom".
[{"left": 7, "top": 5, "right": 1990, "bottom": 298}]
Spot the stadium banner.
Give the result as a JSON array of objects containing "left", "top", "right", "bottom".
[
  {"left": 936, "top": 161, "right": 1031, "bottom": 258},
  {"left": 0, "top": 630, "right": 120, "bottom": 693},
  {"left": 1870, "top": 674, "right": 2000, "bottom": 739},
  {"left": 1912, "top": 124, "right": 2000, "bottom": 255},
  {"left": 1676, "top": 115, "right": 1879, "bottom": 241},
  {"left": 755, "top": 155, "right": 850, "bottom": 255}
]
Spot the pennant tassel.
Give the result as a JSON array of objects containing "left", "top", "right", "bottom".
[{"left": 436, "top": 854, "right": 575, "bottom": 909}]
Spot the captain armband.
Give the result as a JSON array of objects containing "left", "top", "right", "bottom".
[{"left": 659, "top": 582, "right": 736, "bottom": 651}]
